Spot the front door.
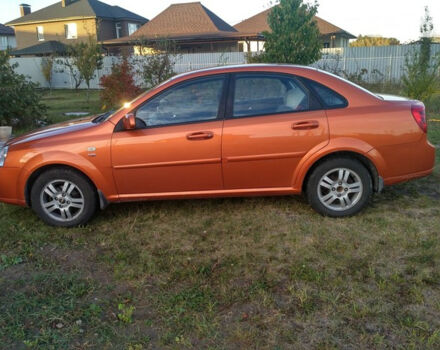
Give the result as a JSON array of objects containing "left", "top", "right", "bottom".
[
  {"left": 222, "top": 73, "right": 329, "bottom": 190},
  {"left": 111, "top": 75, "right": 227, "bottom": 198}
]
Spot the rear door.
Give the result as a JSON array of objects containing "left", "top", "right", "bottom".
[{"left": 221, "top": 73, "right": 329, "bottom": 190}]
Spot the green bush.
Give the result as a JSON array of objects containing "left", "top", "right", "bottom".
[
  {"left": 402, "top": 7, "right": 440, "bottom": 103},
  {"left": 250, "top": 0, "right": 322, "bottom": 64},
  {"left": 0, "top": 51, "right": 47, "bottom": 127}
]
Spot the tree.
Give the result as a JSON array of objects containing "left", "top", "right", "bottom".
[
  {"left": 0, "top": 51, "right": 47, "bottom": 127},
  {"left": 100, "top": 58, "right": 142, "bottom": 109},
  {"left": 134, "top": 39, "right": 177, "bottom": 89},
  {"left": 402, "top": 6, "right": 440, "bottom": 102},
  {"left": 250, "top": 0, "right": 322, "bottom": 64},
  {"left": 57, "top": 36, "right": 103, "bottom": 99},
  {"left": 350, "top": 35, "right": 400, "bottom": 47},
  {"left": 41, "top": 56, "right": 55, "bottom": 91}
]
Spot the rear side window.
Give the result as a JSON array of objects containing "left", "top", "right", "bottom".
[
  {"left": 306, "top": 80, "right": 348, "bottom": 108},
  {"left": 232, "top": 74, "right": 320, "bottom": 118}
]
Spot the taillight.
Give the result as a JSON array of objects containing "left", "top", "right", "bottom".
[{"left": 411, "top": 103, "right": 427, "bottom": 133}]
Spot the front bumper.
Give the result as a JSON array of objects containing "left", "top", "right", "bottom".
[{"left": 0, "top": 167, "right": 26, "bottom": 207}]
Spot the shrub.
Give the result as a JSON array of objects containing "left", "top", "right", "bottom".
[
  {"left": 56, "top": 36, "right": 103, "bottom": 98},
  {"left": 402, "top": 7, "right": 440, "bottom": 102},
  {"left": 100, "top": 58, "right": 141, "bottom": 109},
  {"left": 250, "top": 0, "right": 322, "bottom": 64},
  {"left": 134, "top": 39, "right": 177, "bottom": 89},
  {"left": 41, "top": 56, "right": 54, "bottom": 90},
  {"left": 0, "top": 51, "right": 47, "bottom": 127}
]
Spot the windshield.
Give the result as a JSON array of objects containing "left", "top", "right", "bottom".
[{"left": 96, "top": 88, "right": 155, "bottom": 122}]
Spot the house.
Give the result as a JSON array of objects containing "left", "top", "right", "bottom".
[
  {"left": 6, "top": 0, "right": 147, "bottom": 55},
  {"left": 104, "top": 2, "right": 256, "bottom": 54},
  {"left": 0, "top": 24, "right": 16, "bottom": 51},
  {"left": 234, "top": 8, "right": 356, "bottom": 51}
]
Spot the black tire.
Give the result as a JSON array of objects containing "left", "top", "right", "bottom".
[
  {"left": 306, "top": 157, "right": 372, "bottom": 217},
  {"left": 30, "top": 168, "right": 97, "bottom": 227}
]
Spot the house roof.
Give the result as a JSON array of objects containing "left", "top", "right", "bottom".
[
  {"left": 10, "top": 40, "right": 67, "bottom": 56},
  {"left": 0, "top": 23, "right": 14, "bottom": 36},
  {"left": 129, "top": 2, "right": 238, "bottom": 39},
  {"left": 6, "top": 0, "right": 147, "bottom": 26},
  {"left": 234, "top": 8, "right": 356, "bottom": 39}
]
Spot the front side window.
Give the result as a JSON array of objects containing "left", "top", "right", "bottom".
[
  {"left": 36, "top": 26, "right": 44, "bottom": 41},
  {"left": 232, "top": 74, "right": 319, "bottom": 118},
  {"left": 128, "top": 23, "right": 140, "bottom": 36},
  {"left": 65, "top": 23, "right": 77, "bottom": 39},
  {"left": 136, "top": 76, "right": 225, "bottom": 127}
]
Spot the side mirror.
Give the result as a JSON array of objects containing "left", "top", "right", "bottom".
[{"left": 122, "top": 113, "right": 136, "bottom": 130}]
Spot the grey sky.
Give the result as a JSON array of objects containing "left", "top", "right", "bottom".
[{"left": 2, "top": 0, "right": 439, "bottom": 43}]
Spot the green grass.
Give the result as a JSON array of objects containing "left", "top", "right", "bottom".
[
  {"left": 0, "top": 90, "right": 439, "bottom": 349},
  {"left": 42, "top": 89, "right": 102, "bottom": 124}
]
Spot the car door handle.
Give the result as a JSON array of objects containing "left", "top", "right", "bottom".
[
  {"left": 186, "top": 131, "right": 214, "bottom": 141},
  {"left": 292, "top": 120, "right": 319, "bottom": 130}
]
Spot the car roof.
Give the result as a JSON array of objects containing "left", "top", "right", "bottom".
[{"left": 170, "top": 64, "right": 320, "bottom": 81}]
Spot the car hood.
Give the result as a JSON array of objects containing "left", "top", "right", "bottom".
[{"left": 6, "top": 116, "right": 98, "bottom": 147}]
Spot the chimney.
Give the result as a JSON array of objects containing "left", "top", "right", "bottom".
[
  {"left": 62, "top": 0, "right": 75, "bottom": 7},
  {"left": 19, "top": 4, "right": 31, "bottom": 17}
]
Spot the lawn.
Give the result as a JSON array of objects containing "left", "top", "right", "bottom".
[{"left": 0, "top": 90, "right": 439, "bottom": 349}]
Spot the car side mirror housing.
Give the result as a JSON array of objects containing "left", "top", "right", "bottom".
[{"left": 122, "top": 113, "right": 136, "bottom": 130}]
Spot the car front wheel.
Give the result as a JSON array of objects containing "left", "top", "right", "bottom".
[
  {"left": 31, "top": 168, "right": 97, "bottom": 227},
  {"left": 306, "top": 157, "right": 372, "bottom": 217}
]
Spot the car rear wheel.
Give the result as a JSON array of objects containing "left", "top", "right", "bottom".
[
  {"left": 306, "top": 157, "right": 372, "bottom": 217},
  {"left": 31, "top": 168, "right": 97, "bottom": 227}
]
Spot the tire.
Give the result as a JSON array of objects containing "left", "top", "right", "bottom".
[
  {"left": 306, "top": 157, "right": 372, "bottom": 217},
  {"left": 30, "top": 168, "right": 97, "bottom": 227}
]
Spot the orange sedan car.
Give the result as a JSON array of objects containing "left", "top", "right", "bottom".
[{"left": 0, "top": 65, "right": 435, "bottom": 226}]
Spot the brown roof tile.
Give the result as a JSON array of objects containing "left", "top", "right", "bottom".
[
  {"left": 131, "top": 2, "right": 237, "bottom": 39},
  {"left": 234, "top": 7, "right": 355, "bottom": 38}
]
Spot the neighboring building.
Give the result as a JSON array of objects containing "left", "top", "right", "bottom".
[
  {"left": 11, "top": 41, "right": 67, "bottom": 57},
  {"left": 0, "top": 24, "right": 16, "bottom": 51},
  {"left": 6, "top": 0, "right": 147, "bottom": 53},
  {"left": 234, "top": 8, "right": 356, "bottom": 51},
  {"left": 104, "top": 2, "right": 256, "bottom": 54}
]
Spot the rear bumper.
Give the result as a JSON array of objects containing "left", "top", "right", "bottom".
[
  {"left": 382, "top": 140, "right": 436, "bottom": 186},
  {"left": 0, "top": 167, "right": 26, "bottom": 207}
]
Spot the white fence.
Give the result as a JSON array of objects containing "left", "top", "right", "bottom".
[
  {"left": 9, "top": 44, "right": 440, "bottom": 89},
  {"left": 314, "top": 44, "right": 440, "bottom": 83},
  {"left": 10, "top": 52, "right": 247, "bottom": 89}
]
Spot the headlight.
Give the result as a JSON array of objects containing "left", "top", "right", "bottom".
[{"left": 0, "top": 146, "right": 8, "bottom": 167}]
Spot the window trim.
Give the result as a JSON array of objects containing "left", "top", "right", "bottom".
[
  {"left": 115, "top": 74, "right": 230, "bottom": 132},
  {"left": 225, "top": 72, "right": 325, "bottom": 120}
]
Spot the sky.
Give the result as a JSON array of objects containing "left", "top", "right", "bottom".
[{"left": 2, "top": 0, "right": 439, "bottom": 43}]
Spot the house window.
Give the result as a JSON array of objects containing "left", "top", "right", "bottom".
[
  {"left": 323, "top": 42, "right": 330, "bottom": 48},
  {"left": 65, "top": 23, "right": 78, "bottom": 39},
  {"left": 0, "top": 36, "right": 7, "bottom": 49},
  {"left": 115, "top": 22, "right": 122, "bottom": 38},
  {"left": 36, "top": 26, "right": 44, "bottom": 41},
  {"left": 128, "top": 23, "right": 140, "bottom": 36}
]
